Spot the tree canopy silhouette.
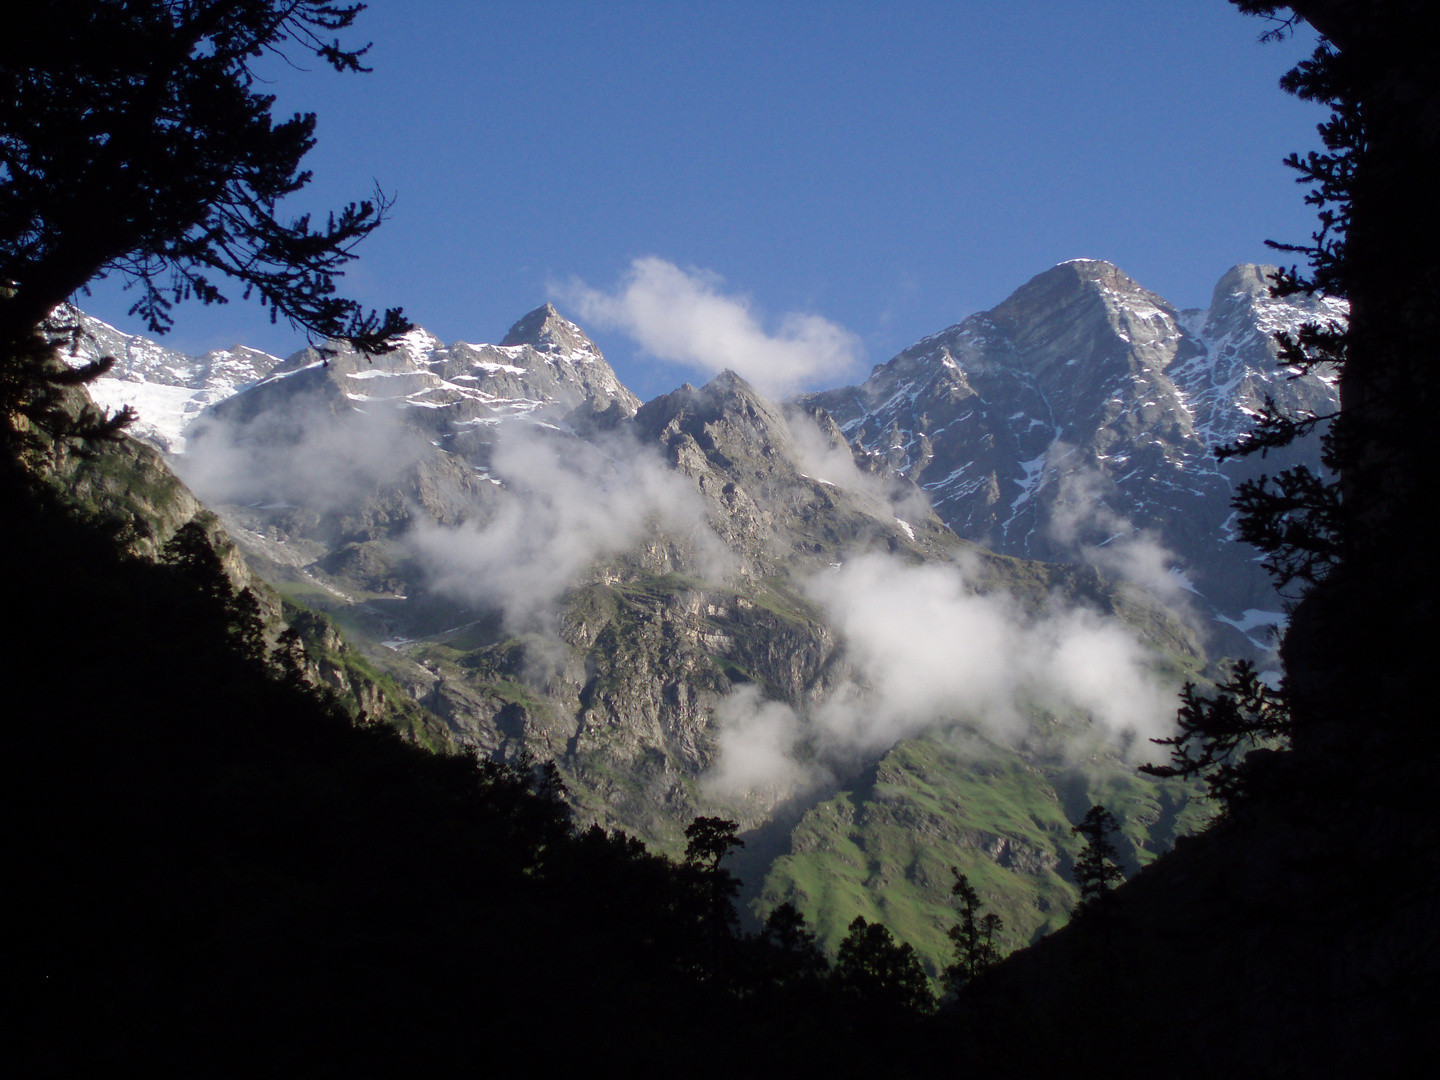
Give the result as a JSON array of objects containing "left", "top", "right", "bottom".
[
  {"left": 1144, "top": 1, "right": 1440, "bottom": 807},
  {"left": 832, "top": 916, "right": 935, "bottom": 1017},
  {"left": 0, "top": 1, "right": 410, "bottom": 383},
  {"left": 1142, "top": 660, "right": 1290, "bottom": 812},
  {"left": 944, "top": 869, "right": 1004, "bottom": 993},
  {"left": 1070, "top": 805, "right": 1123, "bottom": 913},
  {"left": 1219, "top": 1, "right": 1439, "bottom": 745}
]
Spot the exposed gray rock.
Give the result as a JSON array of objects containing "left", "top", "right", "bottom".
[
  {"left": 51, "top": 281, "right": 1223, "bottom": 952},
  {"left": 799, "top": 260, "right": 1346, "bottom": 657}
]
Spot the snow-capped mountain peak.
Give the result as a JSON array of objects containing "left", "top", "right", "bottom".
[
  {"left": 499, "top": 302, "right": 605, "bottom": 363},
  {"left": 60, "top": 304, "right": 639, "bottom": 454},
  {"left": 798, "top": 261, "right": 1346, "bottom": 657}
]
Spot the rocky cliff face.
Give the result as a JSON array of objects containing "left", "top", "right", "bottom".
[{"left": 800, "top": 261, "right": 1345, "bottom": 658}]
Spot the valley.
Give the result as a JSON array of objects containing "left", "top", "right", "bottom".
[{"left": 59, "top": 258, "right": 1333, "bottom": 976}]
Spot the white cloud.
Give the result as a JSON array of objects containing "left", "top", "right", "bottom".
[
  {"left": 180, "top": 398, "right": 429, "bottom": 511},
  {"left": 1047, "top": 465, "right": 1192, "bottom": 608},
  {"left": 784, "top": 408, "right": 931, "bottom": 523},
  {"left": 702, "top": 685, "right": 814, "bottom": 798},
  {"left": 562, "top": 257, "right": 860, "bottom": 396},
  {"left": 703, "top": 551, "right": 1181, "bottom": 797},
  {"left": 408, "top": 420, "right": 728, "bottom": 629}
]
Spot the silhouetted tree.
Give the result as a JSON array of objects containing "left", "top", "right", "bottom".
[
  {"left": 1218, "top": 2, "right": 1440, "bottom": 748},
  {"left": 228, "top": 586, "right": 267, "bottom": 663},
  {"left": 1142, "top": 660, "right": 1290, "bottom": 811},
  {"left": 684, "top": 815, "right": 745, "bottom": 968},
  {"left": 945, "top": 869, "right": 1004, "bottom": 992},
  {"left": 832, "top": 916, "right": 935, "bottom": 1016},
  {"left": 161, "top": 520, "right": 232, "bottom": 600},
  {"left": 161, "top": 519, "right": 272, "bottom": 662},
  {"left": 759, "top": 901, "right": 830, "bottom": 987},
  {"left": 2, "top": 1, "right": 410, "bottom": 450},
  {"left": 685, "top": 815, "right": 745, "bottom": 872},
  {"left": 1071, "top": 805, "right": 1124, "bottom": 913}
]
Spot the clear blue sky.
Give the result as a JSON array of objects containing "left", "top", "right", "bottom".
[{"left": 80, "top": 0, "right": 1326, "bottom": 401}]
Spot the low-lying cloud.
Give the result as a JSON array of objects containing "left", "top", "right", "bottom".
[
  {"left": 1047, "top": 465, "right": 1194, "bottom": 608},
  {"left": 562, "top": 257, "right": 861, "bottom": 396},
  {"left": 784, "top": 408, "right": 932, "bottom": 524},
  {"left": 409, "top": 420, "right": 728, "bottom": 628},
  {"left": 181, "top": 398, "right": 429, "bottom": 511},
  {"left": 704, "top": 552, "right": 1180, "bottom": 798},
  {"left": 703, "top": 686, "right": 813, "bottom": 798}
]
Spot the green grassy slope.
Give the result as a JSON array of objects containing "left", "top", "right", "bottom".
[{"left": 759, "top": 730, "right": 1210, "bottom": 979}]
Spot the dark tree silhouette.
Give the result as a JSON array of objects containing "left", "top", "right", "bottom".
[
  {"left": 1, "top": 1, "right": 411, "bottom": 450},
  {"left": 1142, "top": 660, "right": 1290, "bottom": 811},
  {"left": 160, "top": 519, "right": 234, "bottom": 603},
  {"left": 1217, "top": 2, "right": 1440, "bottom": 749},
  {"left": 832, "top": 916, "right": 935, "bottom": 1016},
  {"left": 1071, "top": 805, "right": 1124, "bottom": 913},
  {"left": 741, "top": 901, "right": 831, "bottom": 1000},
  {"left": 684, "top": 815, "right": 745, "bottom": 968},
  {"left": 160, "top": 518, "right": 266, "bottom": 661},
  {"left": 1136, "top": 1, "right": 1440, "bottom": 814},
  {"left": 945, "top": 869, "right": 1004, "bottom": 992},
  {"left": 761, "top": 902, "right": 828, "bottom": 976},
  {"left": 0, "top": 0, "right": 409, "bottom": 347},
  {"left": 684, "top": 815, "right": 745, "bottom": 872}
]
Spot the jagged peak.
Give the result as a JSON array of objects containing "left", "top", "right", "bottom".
[
  {"left": 703, "top": 368, "right": 761, "bottom": 397},
  {"left": 635, "top": 368, "right": 791, "bottom": 444},
  {"left": 641, "top": 369, "right": 770, "bottom": 416},
  {"left": 1209, "top": 263, "right": 1280, "bottom": 310},
  {"left": 1055, "top": 256, "right": 1119, "bottom": 272},
  {"left": 1036, "top": 258, "right": 1141, "bottom": 293},
  {"left": 988, "top": 259, "right": 1175, "bottom": 340},
  {"left": 499, "top": 303, "right": 601, "bottom": 357}
]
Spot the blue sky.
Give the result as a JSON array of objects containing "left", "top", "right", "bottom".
[{"left": 80, "top": 0, "right": 1326, "bottom": 402}]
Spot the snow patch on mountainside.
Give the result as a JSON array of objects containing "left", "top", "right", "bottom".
[
  {"left": 56, "top": 308, "right": 281, "bottom": 453},
  {"left": 58, "top": 303, "right": 639, "bottom": 455},
  {"left": 796, "top": 261, "right": 1346, "bottom": 658}
]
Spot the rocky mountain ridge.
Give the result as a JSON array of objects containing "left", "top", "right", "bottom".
[
  {"left": 55, "top": 266, "right": 1298, "bottom": 973},
  {"left": 801, "top": 260, "right": 1344, "bottom": 659}
]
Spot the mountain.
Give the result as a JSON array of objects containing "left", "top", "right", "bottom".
[
  {"left": 58, "top": 287, "right": 1220, "bottom": 976},
  {"left": 800, "top": 260, "right": 1346, "bottom": 660},
  {"left": 58, "top": 305, "right": 283, "bottom": 454},
  {"left": 215, "top": 302, "right": 640, "bottom": 426}
]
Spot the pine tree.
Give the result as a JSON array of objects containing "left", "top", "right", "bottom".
[
  {"left": 756, "top": 902, "right": 830, "bottom": 991},
  {"left": 832, "top": 916, "right": 935, "bottom": 1016},
  {"left": 2, "top": 1, "right": 410, "bottom": 450},
  {"left": 1136, "top": 1, "right": 1440, "bottom": 812},
  {"left": 1071, "top": 805, "right": 1124, "bottom": 914},
  {"left": 945, "top": 869, "right": 1004, "bottom": 992},
  {"left": 1220, "top": 2, "right": 1440, "bottom": 747},
  {"left": 1142, "top": 660, "right": 1291, "bottom": 812},
  {"left": 683, "top": 815, "right": 745, "bottom": 969}
]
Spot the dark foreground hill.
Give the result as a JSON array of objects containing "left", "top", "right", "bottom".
[
  {"left": 943, "top": 733, "right": 1440, "bottom": 1076},
  {"left": 1, "top": 456, "right": 941, "bottom": 1077},
  {"left": 8, "top": 359, "right": 1435, "bottom": 1078}
]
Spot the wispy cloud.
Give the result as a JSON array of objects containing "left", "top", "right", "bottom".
[
  {"left": 705, "top": 551, "right": 1181, "bottom": 797},
  {"left": 181, "top": 398, "right": 429, "bottom": 512},
  {"left": 702, "top": 685, "right": 814, "bottom": 799},
  {"left": 1046, "top": 465, "right": 1195, "bottom": 609},
  {"left": 408, "top": 420, "right": 730, "bottom": 629},
  {"left": 561, "top": 257, "right": 860, "bottom": 396}
]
